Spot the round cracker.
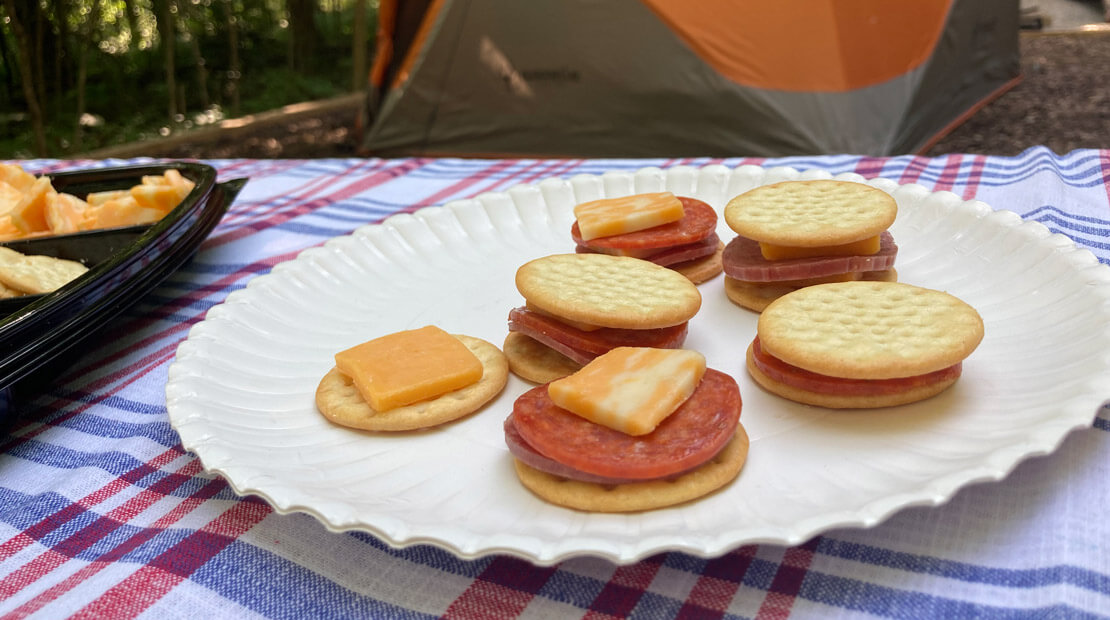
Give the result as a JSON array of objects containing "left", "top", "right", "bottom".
[
  {"left": 0, "top": 253, "right": 88, "bottom": 295},
  {"left": 671, "top": 241, "right": 724, "bottom": 284},
  {"left": 315, "top": 334, "right": 508, "bottom": 431},
  {"left": 503, "top": 331, "right": 581, "bottom": 384},
  {"left": 515, "top": 253, "right": 701, "bottom": 329},
  {"left": 745, "top": 343, "right": 959, "bottom": 408},
  {"left": 758, "top": 281, "right": 984, "bottom": 379},
  {"left": 724, "top": 180, "right": 896, "bottom": 247},
  {"left": 513, "top": 427, "right": 749, "bottom": 513},
  {"left": 724, "top": 269, "right": 897, "bottom": 313}
]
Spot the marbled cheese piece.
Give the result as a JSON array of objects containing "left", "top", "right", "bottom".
[
  {"left": 547, "top": 347, "right": 706, "bottom": 436},
  {"left": 573, "top": 192, "right": 684, "bottom": 241}
]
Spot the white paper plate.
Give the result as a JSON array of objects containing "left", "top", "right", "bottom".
[{"left": 165, "top": 164, "right": 1110, "bottom": 566}]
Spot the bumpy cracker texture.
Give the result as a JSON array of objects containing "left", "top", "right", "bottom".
[
  {"left": 0, "top": 249, "right": 88, "bottom": 295},
  {"left": 516, "top": 253, "right": 701, "bottom": 329},
  {"left": 503, "top": 332, "right": 582, "bottom": 383},
  {"left": 724, "top": 180, "right": 896, "bottom": 247},
  {"left": 758, "top": 281, "right": 983, "bottom": 379},
  {"left": 316, "top": 335, "right": 508, "bottom": 431},
  {"left": 513, "top": 427, "right": 749, "bottom": 513}
]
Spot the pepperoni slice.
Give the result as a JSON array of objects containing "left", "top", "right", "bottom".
[
  {"left": 503, "top": 417, "right": 657, "bottom": 484},
  {"left": 510, "top": 369, "right": 741, "bottom": 480},
  {"left": 508, "top": 307, "right": 688, "bottom": 365},
  {"left": 723, "top": 231, "right": 897, "bottom": 282},
  {"left": 577, "top": 233, "right": 720, "bottom": 266},
  {"left": 571, "top": 197, "right": 717, "bottom": 251},
  {"left": 750, "top": 337, "right": 961, "bottom": 396}
]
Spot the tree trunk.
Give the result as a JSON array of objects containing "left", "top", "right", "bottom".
[
  {"left": 351, "top": 0, "right": 367, "bottom": 92},
  {"left": 153, "top": 0, "right": 178, "bottom": 122},
  {"left": 2, "top": 0, "right": 47, "bottom": 155},
  {"left": 286, "top": 0, "right": 318, "bottom": 72},
  {"left": 121, "top": 0, "right": 141, "bottom": 41},
  {"left": 224, "top": 0, "right": 241, "bottom": 116},
  {"left": 74, "top": 0, "right": 103, "bottom": 151}
]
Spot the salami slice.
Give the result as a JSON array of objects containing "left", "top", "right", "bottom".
[
  {"left": 509, "top": 369, "right": 741, "bottom": 480},
  {"left": 723, "top": 231, "right": 897, "bottom": 282},
  {"left": 750, "top": 337, "right": 961, "bottom": 396},
  {"left": 572, "top": 197, "right": 717, "bottom": 251},
  {"left": 507, "top": 307, "right": 688, "bottom": 365}
]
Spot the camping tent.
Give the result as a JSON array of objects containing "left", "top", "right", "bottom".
[{"left": 359, "top": 0, "right": 1021, "bottom": 158}]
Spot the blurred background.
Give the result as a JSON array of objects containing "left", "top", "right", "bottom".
[{"left": 0, "top": 0, "right": 1107, "bottom": 160}]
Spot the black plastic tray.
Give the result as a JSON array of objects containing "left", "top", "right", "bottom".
[{"left": 0, "top": 162, "right": 246, "bottom": 427}]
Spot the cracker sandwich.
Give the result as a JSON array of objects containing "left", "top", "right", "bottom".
[
  {"left": 746, "top": 281, "right": 984, "bottom": 408},
  {"left": 505, "top": 346, "right": 747, "bottom": 512},
  {"left": 722, "top": 179, "right": 898, "bottom": 312},
  {"left": 570, "top": 191, "right": 723, "bottom": 283},
  {"left": 504, "top": 253, "right": 702, "bottom": 383}
]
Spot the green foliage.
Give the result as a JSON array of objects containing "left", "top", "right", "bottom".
[{"left": 0, "top": 0, "right": 375, "bottom": 157}]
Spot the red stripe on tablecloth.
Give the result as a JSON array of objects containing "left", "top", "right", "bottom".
[
  {"left": 10, "top": 475, "right": 231, "bottom": 617},
  {"left": 897, "top": 156, "right": 930, "bottom": 186},
  {"left": 207, "top": 159, "right": 427, "bottom": 247},
  {"left": 582, "top": 559, "right": 663, "bottom": 619},
  {"left": 754, "top": 538, "right": 821, "bottom": 620},
  {"left": 854, "top": 157, "right": 887, "bottom": 179},
  {"left": 71, "top": 500, "right": 271, "bottom": 619},
  {"left": 394, "top": 160, "right": 533, "bottom": 216},
  {"left": 441, "top": 557, "right": 556, "bottom": 619},
  {"left": 0, "top": 447, "right": 184, "bottom": 564},
  {"left": 932, "top": 154, "right": 963, "bottom": 193},
  {"left": 961, "top": 154, "right": 987, "bottom": 200},
  {"left": 674, "top": 546, "right": 758, "bottom": 619},
  {"left": 217, "top": 158, "right": 390, "bottom": 228},
  {"left": 0, "top": 458, "right": 206, "bottom": 607},
  {"left": 55, "top": 252, "right": 300, "bottom": 388},
  {"left": 516, "top": 158, "right": 584, "bottom": 187},
  {"left": 1101, "top": 151, "right": 1110, "bottom": 207}
]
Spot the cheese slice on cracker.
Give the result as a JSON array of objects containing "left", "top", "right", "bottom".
[
  {"left": 573, "top": 192, "right": 684, "bottom": 241},
  {"left": 335, "top": 325, "right": 484, "bottom": 412},
  {"left": 547, "top": 347, "right": 706, "bottom": 436}
]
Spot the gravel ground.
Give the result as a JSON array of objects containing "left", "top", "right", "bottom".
[{"left": 93, "top": 32, "right": 1110, "bottom": 160}]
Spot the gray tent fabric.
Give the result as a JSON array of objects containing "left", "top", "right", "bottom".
[{"left": 360, "top": 0, "right": 1020, "bottom": 158}]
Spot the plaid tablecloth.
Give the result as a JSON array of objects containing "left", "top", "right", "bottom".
[{"left": 2, "top": 149, "right": 1109, "bottom": 619}]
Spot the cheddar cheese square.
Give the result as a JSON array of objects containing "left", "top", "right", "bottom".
[{"left": 334, "top": 325, "right": 484, "bottom": 412}]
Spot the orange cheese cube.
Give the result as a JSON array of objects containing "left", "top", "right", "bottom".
[
  {"left": 0, "top": 182, "right": 23, "bottom": 216},
  {"left": 86, "top": 189, "right": 130, "bottom": 206},
  {"left": 573, "top": 192, "right": 684, "bottom": 241},
  {"left": 547, "top": 347, "right": 706, "bottom": 436},
  {"left": 0, "top": 164, "right": 36, "bottom": 193},
  {"left": 45, "top": 192, "right": 91, "bottom": 235},
  {"left": 334, "top": 325, "right": 484, "bottom": 412},
  {"left": 130, "top": 183, "right": 189, "bottom": 213},
  {"left": 0, "top": 216, "right": 22, "bottom": 241},
  {"left": 759, "top": 235, "right": 881, "bottom": 261},
  {"left": 8, "top": 177, "right": 55, "bottom": 233},
  {"left": 84, "top": 196, "right": 164, "bottom": 229}
]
